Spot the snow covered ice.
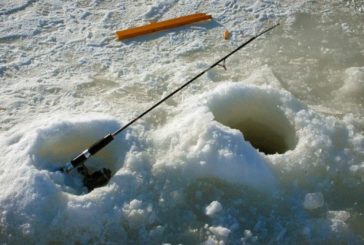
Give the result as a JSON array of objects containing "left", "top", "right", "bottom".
[{"left": 1, "top": 0, "right": 364, "bottom": 244}]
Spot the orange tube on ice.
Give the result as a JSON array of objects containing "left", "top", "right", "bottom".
[{"left": 115, "top": 13, "right": 212, "bottom": 41}]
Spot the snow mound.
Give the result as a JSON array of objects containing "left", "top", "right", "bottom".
[
  {"left": 152, "top": 83, "right": 302, "bottom": 192},
  {"left": 1, "top": 114, "right": 130, "bottom": 196}
]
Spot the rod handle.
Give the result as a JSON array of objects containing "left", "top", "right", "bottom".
[
  {"left": 62, "top": 134, "right": 114, "bottom": 172},
  {"left": 88, "top": 133, "right": 114, "bottom": 155}
]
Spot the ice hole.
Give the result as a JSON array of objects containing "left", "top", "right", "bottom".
[
  {"left": 32, "top": 120, "right": 126, "bottom": 195},
  {"left": 229, "top": 118, "right": 290, "bottom": 154},
  {"left": 209, "top": 90, "right": 297, "bottom": 155}
]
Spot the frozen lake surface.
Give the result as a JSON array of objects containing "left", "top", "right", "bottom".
[{"left": 0, "top": 0, "right": 363, "bottom": 243}]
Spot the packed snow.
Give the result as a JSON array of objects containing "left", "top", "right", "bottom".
[{"left": 1, "top": 0, "right": 364, "bottom": 244}]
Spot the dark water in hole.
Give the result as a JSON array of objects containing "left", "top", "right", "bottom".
[{"left": 232, "top": 119, "right": 290, "bottom": 154}]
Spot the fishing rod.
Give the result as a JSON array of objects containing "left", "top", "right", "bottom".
[{"left": 60, "top": 23, "right": 280, "bottom": 191}]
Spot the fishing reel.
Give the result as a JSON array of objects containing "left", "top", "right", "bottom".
[
  {"left": 76, "top": 164, "right": 111, "bottom": 192},
  {"left": 59, "top": 134, "right": 114, "bottom": 192}
]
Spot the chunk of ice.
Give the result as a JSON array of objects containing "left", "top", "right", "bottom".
[
  {"left": 303, "top": 192, "right": 324, "bottom": 210},
  {"left": 205, "top": 201, "right": 223, "bottom": 217}
]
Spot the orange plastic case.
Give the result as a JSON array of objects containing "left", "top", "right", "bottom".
[{"left": 115, "top": 13, "right": 212, "bottom": 41}]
